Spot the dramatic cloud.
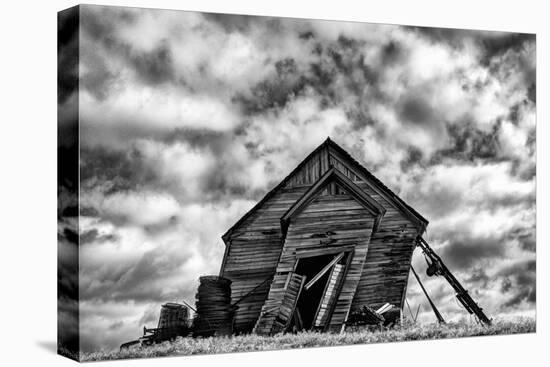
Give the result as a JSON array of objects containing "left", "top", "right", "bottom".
[{"left": 74, "top": 5, "right": 535, "bottom": 351}]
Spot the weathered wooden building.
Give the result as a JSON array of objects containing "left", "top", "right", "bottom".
[{"left": 219, "top": 138, "right": 428, "bottom": 335}]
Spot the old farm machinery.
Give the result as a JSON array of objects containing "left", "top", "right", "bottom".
[
  {"left": 120, "top": 302, "right": 192, "bottom": 350},
  {"left": 413, "top": 236, "right": 492, "bottom": 326}
]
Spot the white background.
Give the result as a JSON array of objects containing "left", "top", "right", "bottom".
[{"left": 0, "top": 0, "right": 547, "bottom": 366}]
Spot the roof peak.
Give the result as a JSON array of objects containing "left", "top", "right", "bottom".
[{"left": 323, "top": 136, "right": 333, "bottom": 146}]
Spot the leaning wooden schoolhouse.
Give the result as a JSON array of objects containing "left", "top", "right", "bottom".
[{"left": 219, "top": 138, "right": 429, "bottom": 335}]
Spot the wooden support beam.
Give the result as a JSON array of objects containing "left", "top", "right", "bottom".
[
  {"left": 231, "top": 277, "right": 272, "bottom": 308},
  {"left": 304, "top": 252, "right": 345, "bottom": 290},
  {"left": 411, "top": 265, "right": 445, "bottom": 324},
  {"left": 181, "top": 299, "right": 196, "bottom": 313},
  {"left": 294, "top": 307, "right": 303, "bottom": 331},
  {"left": 405, "top": 298, "right": 414, "bottom": 320}
]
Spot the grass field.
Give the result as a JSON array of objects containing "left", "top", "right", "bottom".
[{"left": 81, "top": 317, "right": 535, "bottom": 362}]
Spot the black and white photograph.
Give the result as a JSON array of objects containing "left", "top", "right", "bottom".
[{"left": 55, "top": 2, "right": 537, "bottom": 363}]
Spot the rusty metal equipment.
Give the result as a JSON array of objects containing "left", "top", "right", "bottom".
[
  {"left": 416, "top": 236, "right": 492, "bottom": 326},
  {"left": 140, "top": 302, "right": 192, "bottom": 345},
  {"left": 120, "top": 302, "right": 191, "bottom": 350}
]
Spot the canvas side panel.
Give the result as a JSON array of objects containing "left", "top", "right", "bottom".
[{"left": 57, "top": 5, "right": 80, "bottom": 362}]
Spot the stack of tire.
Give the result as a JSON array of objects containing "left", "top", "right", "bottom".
[{"left": 193, "top": 276, "right": 235, "bottom": 337}]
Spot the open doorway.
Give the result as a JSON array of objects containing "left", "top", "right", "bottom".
[{"left": 290, "top": 251, "right": 350, "bottom": 331}]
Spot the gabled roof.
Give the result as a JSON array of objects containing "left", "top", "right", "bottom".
[
  {"left": 222, "top": 137, "right": 428, "bottom": 243},
  {"left": 280, "top": 167, "right": 386, "bottom": 235}
]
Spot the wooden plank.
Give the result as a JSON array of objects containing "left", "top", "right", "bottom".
[
  {"left": 314, "top": 264, "right": 344, "bottom": 327},
  {"left": 304, "top": 252, "right": 345, "bottom": 290},
  {"left": 270, "top": 273, "right": 306, "bottom": 334}
]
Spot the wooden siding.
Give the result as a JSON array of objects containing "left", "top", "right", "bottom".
[
  {"left": 325, "top": 147, "right": 421, "bottom": 311},
  {"left": 255, "top": 191, "right": 375, "bottom": 334},
  {"left": 351, "top": 225, "right": 418, "bottom": 311},
  {"left": 349, "top": 186, "right": 421, "bottom": 312},
  {"left": 220, "top": 186, "right": 309, "bottom": 332},
  {"left": 284, "top": 144, "right": 330, "bottom": 188}
]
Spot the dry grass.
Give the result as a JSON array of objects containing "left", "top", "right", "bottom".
[{"left": 81, "top": 317, "right": 535, "bottom": 362}]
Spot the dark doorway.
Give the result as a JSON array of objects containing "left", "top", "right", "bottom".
[{"left": 292, "top": 253, "right": 344, "bottom": 331}]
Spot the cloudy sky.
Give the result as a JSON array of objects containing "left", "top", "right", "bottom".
[{"left": 60, "top": 5, "right": 535, "bottom": 351}]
